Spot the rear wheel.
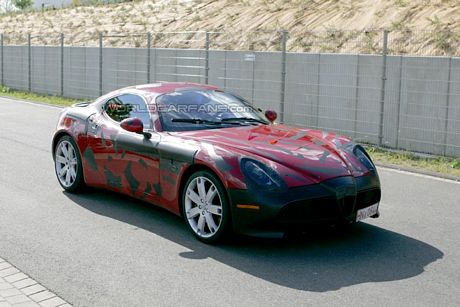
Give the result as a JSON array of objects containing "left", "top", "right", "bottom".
[
  {"left": 182, "top": 170, "right": 231, "bottom": 243},
  {"left": 54, "top": 135, "right": 84, "bottom": 192}
]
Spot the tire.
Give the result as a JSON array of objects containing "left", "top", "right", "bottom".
[
  {"left": 182, "top": 170, "right": 231, "bottom": 244},
  {"left": 54, "top": 135, "right": 85, "bottom": 192}
]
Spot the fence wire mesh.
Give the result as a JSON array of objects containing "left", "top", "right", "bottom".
[
  {"left": 0, "top": 29, "right": 459, "bottom": 157},
  {"left": 289, "top": 30, "right": 385, "bottom": 54},
  {"left": 387, "top": 29, "right": 460, "bottom": 57}
]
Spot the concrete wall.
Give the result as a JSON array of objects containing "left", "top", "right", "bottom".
[{"left": 0, "top": 45, "right": 459, "bottom": 156}]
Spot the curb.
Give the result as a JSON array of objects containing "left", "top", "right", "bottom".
[{"left": 0, "top": 257, "right": 71, "bottom": 307}]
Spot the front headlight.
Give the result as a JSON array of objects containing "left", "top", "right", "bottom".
[
  {"left": 241, "top": 158, "right": 286, "bottom": 190},
  {"left": 353, "top": 145, "right": 375, "bottom": 172}
]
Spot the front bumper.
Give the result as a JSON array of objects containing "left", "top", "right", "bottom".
[{"left": 228, "top": 174, "right": 381, "bottom": 235}]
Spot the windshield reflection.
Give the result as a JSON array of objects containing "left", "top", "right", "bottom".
[{"left": 156, "top": 90, "right": 268, "bottom": 131}]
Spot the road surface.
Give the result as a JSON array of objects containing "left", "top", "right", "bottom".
[{"left": 0, "top": 97, "right": 459, "bottom": 306}]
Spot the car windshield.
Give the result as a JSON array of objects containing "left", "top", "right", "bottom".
[{"left": 156, "top": 89, "right": 269, "bottom": 131}]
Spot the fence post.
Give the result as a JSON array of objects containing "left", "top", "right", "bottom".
[
  {"left": 147, "top": 32, "right": 151, "bottom": 84},
  {"left": 314, "top": 54, "right": 321, "bottom": 128},
  {"left": 204, "top": 32, "right": 210, "bottom": 84},
  {"left": 353, "top": 54, "right": 360, "bottom": 138},
  {"left": 99, "top": 32, "right": 103, "bottom": 96},
  {"left": 1, "top": 34, "right": 3, "bottom": 87},
  {"left": 279, "top": 30, "right": 288, "bottom": 123},
  {"left": 28, "top": 33, "right": 31, "bottom": 92},
  {"left": 395, "top": 56, "right": 404, "bottom": 149},
  {"left": 378, "top": 30, "right": 389, "bottom": 147},
  {"left": 153, "top": 34, "right": 157, "bottom": 83},
  {"left": 60, "top": 33, "right": 64, "bottom": 96},
  {"left": 443, "top": 57, "right": 453, "bottom": 156}
]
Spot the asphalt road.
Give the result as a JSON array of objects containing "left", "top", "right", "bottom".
[{"left": 1, "top": 97, "right": 459, "bottom": 307}]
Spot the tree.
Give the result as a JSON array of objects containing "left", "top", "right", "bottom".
[
  {"left": 12, "top": 0, "right": 32, "bottom": 10},
  {"left": 0, "top": 0, "right": 16, "bottom": 12}
]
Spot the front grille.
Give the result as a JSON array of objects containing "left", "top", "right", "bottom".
[
  {"left": 276, "top": 188, "right": 381, "bottom": 223},
  {"left": 356, "top": 188, "right": 381, "bottom": 210},
  {"left": 277, "top": 197, "right": 348, "bottom": 222},
  {"left": 338, "top": 195, "right": 356, "bottom": 216}
]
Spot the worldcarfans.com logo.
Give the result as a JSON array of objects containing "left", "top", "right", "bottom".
[{"left": 107, "top": 102, "right": 256, "bottom": 114}]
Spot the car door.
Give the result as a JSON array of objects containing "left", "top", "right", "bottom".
[{"left": 86, "top": 93, "right": 162, "bottom": 202}]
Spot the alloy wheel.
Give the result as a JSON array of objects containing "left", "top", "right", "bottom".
[
  {"left": 184, "top": 176, "right": 223, "bottom": 239},
  {"left": 55, "top": 140, "right": 79, "bottom": 188}
]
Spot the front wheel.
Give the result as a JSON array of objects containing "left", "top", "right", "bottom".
[
  {"left": 182, "top": 170, "right": 231, "bottom": 243},
  {"left": 54, "top": 135, "right": 84, "bottom": 192}
]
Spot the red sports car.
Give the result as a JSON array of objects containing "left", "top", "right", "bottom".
[{"left": 52, "top": 82, "right": 381, "bottom": 243}]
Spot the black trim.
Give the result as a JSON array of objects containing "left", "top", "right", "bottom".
[
  {"left": 228, "top": 174, "right": 381, "bottom": 234},
  {"left": 157, "top": 142, "right": 199, "bottom": 164}
]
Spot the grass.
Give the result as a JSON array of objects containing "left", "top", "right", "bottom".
[
  {"left": 0, "top": 85, "right": 458, "bottom": 179},
  {"left": 365, "top": 145, "right": 460, "bottom": 178},
  {"left": 0, "top": 86, "right": 78, "bottom": 106}
]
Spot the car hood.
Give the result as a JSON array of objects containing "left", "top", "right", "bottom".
[{"left": 172, "top": 124, "right": 366, "bottom": 183}]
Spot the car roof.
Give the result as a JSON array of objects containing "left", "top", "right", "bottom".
[{"left": 124, "top": 82, "right": 219, "bottom": 94}]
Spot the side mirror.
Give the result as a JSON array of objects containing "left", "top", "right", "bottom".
[
  {"left": 120, "top": 118, "right": 144, "bottom": 134},
  {"left": 264, "top": 110, "right": 277, "bottom": 124}
]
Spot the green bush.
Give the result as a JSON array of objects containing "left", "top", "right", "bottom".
[{"left": 12, "top": 0, "right": 33, "bottom": 10}]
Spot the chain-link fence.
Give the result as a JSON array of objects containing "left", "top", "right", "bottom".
[{"left": 0, "top": 29, "right": 459, "bottom": 157}]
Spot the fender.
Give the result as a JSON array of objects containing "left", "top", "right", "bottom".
[
  {"left": 155, "top": 140, "right": 200, "bottom": 212},
  {"left": 52, "top": 103, "right": 97, "bottom": 152}
]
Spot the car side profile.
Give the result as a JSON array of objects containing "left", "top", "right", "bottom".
[{"left": 52, "top": 82, "right": 381, "bottom": 243}]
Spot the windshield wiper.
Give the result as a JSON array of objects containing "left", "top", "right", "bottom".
[
  {"left": 171, "top": 118, "right": 241, "bottom": 125},
  {"left": 172, "top": 118, "right": 221, "bottom": 124},
  {"left": 171, "top": 117, "right": 266, "bottom": 126},
  {"left": 221, "top": 117, "right": 267, "bottom": 124}
]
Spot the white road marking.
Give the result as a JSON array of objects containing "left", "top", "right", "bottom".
[
  {"left": 378, "top": 166, "right": 460, "bottom": 185},
  {"left": 0, "top": 97, "right": 64, "bottom": 109}
]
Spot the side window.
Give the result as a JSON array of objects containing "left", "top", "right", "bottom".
[{"left": 105, "top": 94, "right": 151, "bottom": 129}]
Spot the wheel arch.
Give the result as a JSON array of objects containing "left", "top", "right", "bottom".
[
  {"left": 52, "top": 131, "right": 72, "bottom": 159},
  {"left": 52, "top": 132, "right": 86, "bottom": 192}
]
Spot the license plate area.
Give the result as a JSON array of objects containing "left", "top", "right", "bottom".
[{"left": 356, "top": 203, "right": 379, "bottom": 222}]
